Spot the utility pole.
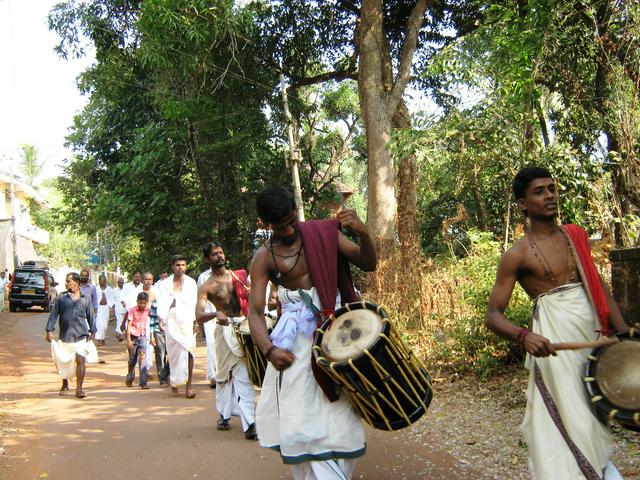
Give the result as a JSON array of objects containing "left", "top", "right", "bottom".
[
  {"left": 9, "top": 177, "right": 19, "bottom": 269},
  {"left": 280, "top": 74, "right": 305, "bottom": 221}
]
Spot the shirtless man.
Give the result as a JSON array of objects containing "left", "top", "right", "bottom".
[
  {"left": 248, "top": 185, "right": 376, "bottom": 479},
  {"left": 486, "top": 166, "right": 628, "bottom": 480},
  {"left": 196, "top": 242, "right": 257, "bottom": 439}
]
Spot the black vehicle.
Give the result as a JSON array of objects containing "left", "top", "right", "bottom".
[{"left": 9, "top": 264, "right": 58, "bottom": 312}]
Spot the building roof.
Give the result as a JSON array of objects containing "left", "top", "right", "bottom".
[{"left": 0, "top": 173, "right": 48, "bottom": 207}]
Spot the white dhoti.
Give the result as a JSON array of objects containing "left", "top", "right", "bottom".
[
  {"left": 203, "top": 320, "right": 217, "bottom": 380},
  {"left": 114, "top": 311, "right": 125, "bottom": 334},
  {"left": 214, "top": 320, "right": 255, "bottom": 430},
  {"left": 256, "top": 288, "right": 364, "bottom": 477},
  {"left": 216, "top": 361, "right": 256, "bottom": 431},
  {"left": 51, "top": 338, "right": 99, "bottom": 379},
  {"left": 95, "top": 305, "right": 110, "bottom": 340},
  {"left": 522, "top": 283, "right": 615, "bottom": 480},
  {"left": 165, "top": 308, "right": 196, "bottom": 387}
]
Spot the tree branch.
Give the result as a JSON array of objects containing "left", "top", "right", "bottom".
[
  {"left": 389, "top": 0, "right": 431, "bottom": 115},
  {"left": 288, "top": 68, "right": 358, "bottom": 90},
  {"left": 338, "top": 0, "right": 360, "bottom": 17}
]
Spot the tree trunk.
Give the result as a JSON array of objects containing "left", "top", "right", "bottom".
[
  {"left": 186, "top": 121, "right": 219, "bottom": 234},
  {"left": 393, "top": 100, "right": 420, "bottom": 261},
  {"left": 358, "top": 0, "right": 396, "bottom": 256}
]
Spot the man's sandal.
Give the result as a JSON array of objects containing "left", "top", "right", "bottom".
[{"left": 217, "top": 417, "right": 230, "bottom": 431}]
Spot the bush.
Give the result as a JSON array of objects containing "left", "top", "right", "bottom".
[{"left": 368, "top": 228, "right": 532, "bottom": 379}]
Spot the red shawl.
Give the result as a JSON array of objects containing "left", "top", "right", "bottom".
[
  {"left": 561, "top": 224, "right": 611, "bottom": 335},
  {"left": 298, "top": 219, "right": 357, "bottom": 402},
  {"left": 298, "top": 219, "right": 357, "bottom": 313},
  {"left": 231, "top": 269, "right": 250, "bottom": 317}
]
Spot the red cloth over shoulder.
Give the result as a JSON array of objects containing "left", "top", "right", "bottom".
[
  {"left": 231, "top": 269, "right": 250, "bottom": 317},
  {"left": 298, "top": 219, "right": 357, "bottom": 312},
  {"left": 561, "top": 224, "right": 611, "bottom": 335}
]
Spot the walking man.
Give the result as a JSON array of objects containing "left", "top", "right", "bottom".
[
  {"left": 196, "top": 242, "right": 257, "bottom": 439},
  {"left": 197, "top": 242, "right": 219, "bottom": 388},
  {"left": 0, "top": 270, "right": 9, "bottom": 312},
  {"left": 112, "top": 278, "right": 126, "bottom": 341},
  {"left": 46, "top": 272, "right": 97, "bottom": 399},
  {"left": 120, "top": 271, "right": 143, "bottom": 321},
  {"left": 486, "top": 167, "right": 628, "bottom": 480},
  {"left": 248, "top": 185, "right": 377, "bottom": 479},
  {"left": 95, "top": 274, "right": 114, "bottom": 346},
  {"left": 79, "top": 269, "right": 98, "bottom": 315},
  {"left": 157, "top": 255, "right": 198, "bottom": 398}
]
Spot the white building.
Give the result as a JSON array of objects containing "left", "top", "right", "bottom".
[{"left": 0, "top": 173, "right": 49, "bottom": 271}]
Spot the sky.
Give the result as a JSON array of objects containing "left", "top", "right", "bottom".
[{"left": 0, "top": 0, "right": 94, "bottom": 180}]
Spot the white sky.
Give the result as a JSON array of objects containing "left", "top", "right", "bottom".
[{"left": 0, "top": 0, "right": 94, "bottom": 179}]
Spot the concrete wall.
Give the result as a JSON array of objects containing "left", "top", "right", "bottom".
[{"left": 610, "top": 247, "right": 640, "bottom": 326}]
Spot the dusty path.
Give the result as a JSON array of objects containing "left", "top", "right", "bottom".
[{"left": 0, "top": 310, "right": 483, "bottom": 480}]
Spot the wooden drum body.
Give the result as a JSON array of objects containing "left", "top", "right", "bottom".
[
  {"left": 313, "top": 301, "right": 433, "bottom": 431},
  {"left": 235, "top": 315, "right": 276, "bottom": 387},
  {"left": 584, "top": 327, "right": 640, "bottom": 432}
]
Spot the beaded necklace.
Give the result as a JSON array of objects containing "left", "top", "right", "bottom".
[{"left": 526, "top": 227, "right": 577, "bottom": 286}]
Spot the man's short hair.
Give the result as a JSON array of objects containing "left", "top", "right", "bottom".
[
  {"left": 67, "top": 272, "right": 81, "bottom": 283},
  {"left": 256, "top": 185, "right": 296, "bottom": 225},
  {"left": 203, "top": 241, "right": 223, "bottom": 257},
  {"left": 80, "top": 269, "right": 89, "bottom": 275},
  {"left": 132, "top": 270, "right": 142, "bottom": 276},
  {"left": 171, "top": 254, "right": 187, "bottom": 265},
  {"left": 512, "top": 167, "right": 553, "bottom": 200},
  {"left": 137, "top": 292, "right": 149, "bottom": 301}
]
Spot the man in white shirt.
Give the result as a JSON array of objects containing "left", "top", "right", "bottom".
[
  {"left": 157, "top": 255, "right": 198, "bottom": 399},
  {"left": 154, "top": 270, "right": 168, "bottom": 288},
  {"left": 119, "top": 271, "right": 143, "bottom": 332}
]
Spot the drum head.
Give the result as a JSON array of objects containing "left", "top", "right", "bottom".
[
  {"left": 596, "top": 340, "right": 640, "bottom": 410},
  {"left": 320, "top": 308, "right": 383, "bottom": 362}
]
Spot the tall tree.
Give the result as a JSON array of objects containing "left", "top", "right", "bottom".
[
  {"left": 255, "top": 1, "right": 481, "bottom": 256},
  {"left": 19, "top": 144, "right": 43, "bottom": 185}
]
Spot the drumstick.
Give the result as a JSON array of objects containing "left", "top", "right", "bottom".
[{"left": 551, "top": 336, "right": 620, "bottom": 351}]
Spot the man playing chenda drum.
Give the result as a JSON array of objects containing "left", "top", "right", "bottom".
[
  {"left": 248, "top": 185, "right": 377, "bottom": 480},
  {"left": 486, "top": 167, "right": 629, "bottom": 480},
  {"left": 195, "top": 241, "right": 257, "bottom": 440}
]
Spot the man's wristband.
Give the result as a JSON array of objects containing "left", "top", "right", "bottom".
[
  {"left": 516, "top": 327, "right": 530, "bottom": 345},
  {"left": 265, "top": 345, "right": 278, "bottom": 360}
]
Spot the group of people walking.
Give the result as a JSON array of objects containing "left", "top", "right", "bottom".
[{"left": 44, "top": 175, "right": 631, "bottom": 480}]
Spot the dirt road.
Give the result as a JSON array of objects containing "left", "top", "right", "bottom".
[{"left": 0, "top": 310, "right": 483, "bottom": 480}]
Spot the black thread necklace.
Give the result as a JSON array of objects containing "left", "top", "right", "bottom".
[{"left": 269, "top": 235, "right": 303, "bottom": 280}]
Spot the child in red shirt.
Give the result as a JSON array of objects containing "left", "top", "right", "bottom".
[{"left": 125, "top": 292, "right": 154, "bottom": 388}]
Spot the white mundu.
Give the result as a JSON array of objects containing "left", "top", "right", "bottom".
[
  {"left": 157, "top": 274, "right": 198, "bottom": 387},
  {"left": 197, "top": 269, "right": 216, "bottom": 381},
  {"left": 214, "top": 316, "right": 255, "bottom": 431},
  {"left": 95, "top": 285, "right": 114, "bottom": 341},
  {"left": 51, "top": 339, "right": 99, "bottom": 379},
  {"left": 112, "top": 286, "right": 126, "bottom": 333},
  {"left": 521, "top": 283, "right": 622, "bottom": 480},
  {"left": 257, "top": 287, "right": 364, "bottom": 480}
]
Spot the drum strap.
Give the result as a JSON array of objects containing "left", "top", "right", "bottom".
[
  {"left": 534, "top": 364, "right": 602, "bottom": 480},
  {"left": 299, "top": 290, "right": 339, "bottom": 403}
]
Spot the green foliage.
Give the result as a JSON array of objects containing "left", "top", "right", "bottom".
[
  {"left": 428, "top": 230, "right": 532, "bottom": 379},
  {"left": 35, "top": 229, "right": 92, "bottom": 269}
]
